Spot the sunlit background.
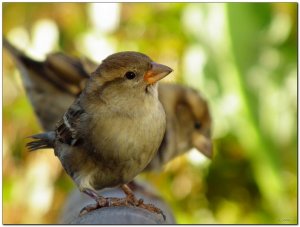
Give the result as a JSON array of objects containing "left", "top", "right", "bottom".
[{"left": 3, "top": 3, "right": 297, "bottom": 224}]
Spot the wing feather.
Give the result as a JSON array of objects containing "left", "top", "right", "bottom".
[{"left": 55, "top": 99, "right": 85, "bottom": 146}]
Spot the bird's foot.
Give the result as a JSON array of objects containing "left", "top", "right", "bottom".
[
  {"left": 120, "top": 184, "right": 166, "bottom": 220},
  {"left": 80, "top": 186, "right": 166, "bottom": 220},
  {"left": 132, "top": 198, "right": 166, "bottom": 220},
  {"left": 79, "top": 196, "right": 109, "bottom": 216},
  {"left": 105, "top": 196, "right": 166, "bottom": 220},
  {"left": 79, "top": 196, "right": 165, "bottom": 220},
  {"left": 138, "top": 201, "right": 166, "bottom": 220}
]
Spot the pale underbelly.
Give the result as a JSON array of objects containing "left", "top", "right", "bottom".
[{"left": 79, "top": 148, "right": 157, "bottom": 190}]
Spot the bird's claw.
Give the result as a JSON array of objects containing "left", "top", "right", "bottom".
[
  {"left": 135, "top": 200, "right": 166, "bottom": 221},
  {"left": 79, "top": 197, "right": 109, "bottom": 216},
  {"left": 79, "top": 203, "right": 100, "bottom": 216}
]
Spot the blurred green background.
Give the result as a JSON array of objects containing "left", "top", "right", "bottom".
[{"left": 3, "top": 2, "right": 297, "bottom": 224}]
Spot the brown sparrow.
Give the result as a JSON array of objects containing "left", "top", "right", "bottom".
[
  {"left": 4, "top": 38, "right": 212, "bottom": 170},
  {"left": 147, "top": 83, "right": 212, "bottom": 170},
  {"left": 82, "top": 56, "right": 213, "bottom": 163},
  {"left": 26, "top": 51, "right": 173, "bottom": 217}
]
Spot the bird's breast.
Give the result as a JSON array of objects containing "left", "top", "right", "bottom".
[
  {"left": 67, "top": 97, "right": 167, "bottom": 189},
  {"left": 88, "top": 99, "right": 166, "bottom": 171}
]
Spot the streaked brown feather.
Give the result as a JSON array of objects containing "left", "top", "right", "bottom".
[{"left": 55, "top": 99, "right": 85, "bottom": 146}]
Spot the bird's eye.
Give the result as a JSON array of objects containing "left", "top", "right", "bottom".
[
  {"left": 125, "top": 71, "right": 136, "bottom": 80},
  {"left": 194, "top": 121, "right": 202, "bottom": 130}
]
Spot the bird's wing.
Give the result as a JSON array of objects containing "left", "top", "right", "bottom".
[
  {"left": 45, "top": 52, "right": 91, "bottom": 86},
  {"left": 3, "top": 38, "right": 91, "bottom": 131},
  {"left": 55, "top": 99, "right": 86, "bottom": 146}
]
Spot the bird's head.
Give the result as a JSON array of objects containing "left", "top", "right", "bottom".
[
  {"left": 86, "top": 51, "right": 173, "bottom": 98},
  {"left": 175, "top": 87, "right": 213, "bottom": 159}
]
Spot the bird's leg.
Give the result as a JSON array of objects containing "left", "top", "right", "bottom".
[
  {"left": 121, "top": 184, "right": 141, "bottom": 205},
  {"left": 79, "top": 188, "right": 109, "bottom": 216},
  {"left": 119, "top": 184, "right": 166, "bottom": 220}
]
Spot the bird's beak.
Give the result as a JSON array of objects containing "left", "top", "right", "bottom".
[
  {"left": 192, "top": 134, "right": 213, "bottom": 159},
  {"left": 144, "top": 62, "right": 173, "bottom": 85}
]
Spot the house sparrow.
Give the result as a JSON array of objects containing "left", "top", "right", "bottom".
[
  {"left": 77, "top": 57, "right": 213, "bottom": 162},
  {"left": 147, "top": 83, "right": 212, "bottom": 171},
  {"left": 25, "top": 51, "right": 173, "bottom": 217},
  {"left": 4, "top": 38, "right": 212, "bottom": 168}
]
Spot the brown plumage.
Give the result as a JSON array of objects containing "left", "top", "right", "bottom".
[
  {"left": 3, "top": 39, "right": 87, "bottom": 130},
  {"left": 24, "top": 50, "right": 173, "bottom": 217},
  {"left": 4, "top": 38, "right": 212, "bottom": 169},
  {"left": 148, "top": 83, "right": 212, "bottom": 170}
]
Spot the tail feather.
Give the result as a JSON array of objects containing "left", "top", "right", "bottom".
[{"left": 26, "top": 132, "right": 56, "bottom": 151}]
